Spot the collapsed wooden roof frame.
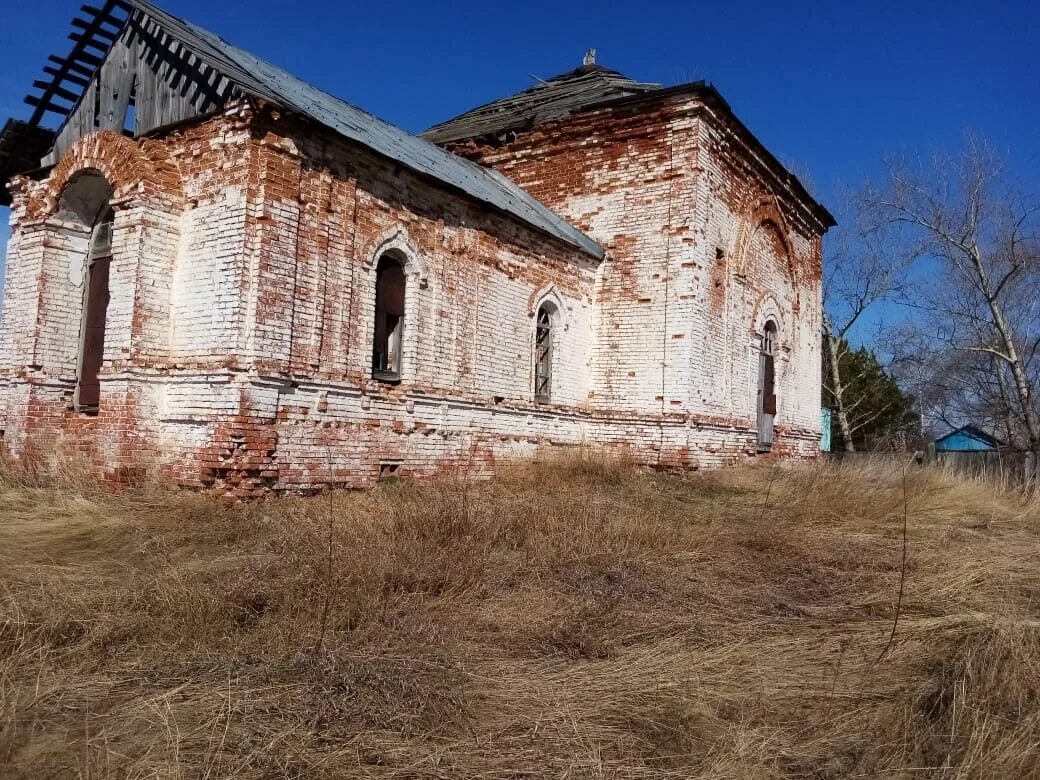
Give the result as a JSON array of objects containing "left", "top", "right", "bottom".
[
  {"left": 25, "top": 0, "right": 133, "bottom": 126},
  {"left": 2, "top": 0, "right": 605, "bottom": 257},
  {"left": 0, "top": 1, "right": 130, "bottom": 206}
]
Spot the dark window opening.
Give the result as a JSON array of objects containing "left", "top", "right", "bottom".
[
  {"left": 534, "top": 304, "right": 554, "bottom": 402},
  {"left": 75, "top": 208, "right": 114, "bottom": 414},
  {"left": 757, "top": 320, "right": 777, "bottom": 451},
  {"left": 372, "top": 253, "right": 405, "bottom": 382}
]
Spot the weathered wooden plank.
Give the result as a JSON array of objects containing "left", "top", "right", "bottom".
[
  {"left": 78, "top": 77, "right": 96, "bottom": 136},
  {"left": 97, "top": 35, "right": 135, "bottom": 131},
  {"left": 44, "top": 73, "right": 92, "bottom": 165},
  {"left": 29, "top": 0, "right": 131, "bottom": 126},
  {"left": 29, "top": 1, "right": 212, "bottom": 151},
  {"left": 135, "top": 32, "right": 158, "bottom": 133},
  {"left": 72, "top": 78, "right": 90, "bottom": 143},
  {"left": 152, "top": 31, "right": 172, "bottom": 128},
  {"left": 147, "top": 29, "right": 206, "bottom": 129}
]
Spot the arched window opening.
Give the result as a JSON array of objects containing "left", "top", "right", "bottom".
[
  {"left": 762, "top": 320, "right": 777, "bottom": 358},
  {"left": 75, "top": 206, "right": 114, "bottom": 414},
  {"left": 372, "top": 253, "right": 406, "bottom": 381},
  {"left": 757, "top": 320, "right": 778, "bottom": 451},
  {"left": 56, "top": 170, "right": 115, "bottom": 415},
  {"left": 534, "top": 303, "right": 555, "bottom": 402}
]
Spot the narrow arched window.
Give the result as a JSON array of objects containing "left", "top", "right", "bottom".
[
  {"left": 372, "top": 253, "right": 405, "bottom": 381},
  {"left": 757, "top": 320, "right": 778, "bottom": 451},
  {"left": 75, "top": 207, "right": 114, "bottom": 413},
  {"left": 762, "top": 320, "right": 777, "bottom": 359},
  {"left": 534, "top": 303, "right": 554, "bottom": 402}
]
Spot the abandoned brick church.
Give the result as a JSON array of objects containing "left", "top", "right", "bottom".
[{"left": 0, "top": 0, "right": 835, "bottom": 494}]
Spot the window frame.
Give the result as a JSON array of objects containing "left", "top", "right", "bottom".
[
  {"left": 533, "top": 302, "right": 555, "bottom": 402},
  {"left": 756, "top": 319, "right": 779, "bottom": 451},
  {"left": 371, "top": 252, "right": 407, "bottom": 384},
  {"left": 761, "top": 319, "right": 777, "bottom": 358},
  {"left": 74, "top": 207, "right": 115, "bottom": 414}
]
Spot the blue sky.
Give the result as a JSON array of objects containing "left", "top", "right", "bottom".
[{"left": 1, "top": 0, "right": 1038, "bottom": 324}]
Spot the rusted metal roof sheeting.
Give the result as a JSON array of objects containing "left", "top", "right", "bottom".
[
  {"left": 132, "top": 0, "right": 604, "bottom": 260},
  {"left": 423, "top": 65, "right": 661, "bottom": 144}
]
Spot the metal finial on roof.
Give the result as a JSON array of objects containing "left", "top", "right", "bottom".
[{"left": 583, "top": 48, "right": 596, "bottom": 66}]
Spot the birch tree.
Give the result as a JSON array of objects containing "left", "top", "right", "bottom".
[
  {"left": 868, "top": 138, "right": 1040, "bottom": 450},
  {"left": 822, "top": 193, "right": 911, "bottom": 451}
]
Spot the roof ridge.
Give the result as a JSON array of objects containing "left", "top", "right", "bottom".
[
  {"left": 126, "top": 0, "right": 603, "bottom": 258},
  {"left": 422, "top": 65, "right": 660, "bottom": 144},
  {"left": 432, "top": 70, "right": 640, "bottom": 122}
]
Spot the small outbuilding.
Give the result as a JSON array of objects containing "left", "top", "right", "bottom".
[{"left": 934, "top": 425, "right": 1002, "bottom": 453}]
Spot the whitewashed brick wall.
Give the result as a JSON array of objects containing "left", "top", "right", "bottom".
[{"left": 0, "top": 95, "right": 828, "bottom": 492}]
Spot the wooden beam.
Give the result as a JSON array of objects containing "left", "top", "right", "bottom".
[
  {"left": 72, "top": 18, "right": 119, "bottom": 40},
  {"left": 69, "top": 32, "right": 113, "bottom": 53},
  {"left": 48, "top": 55, "right": 96, "bottom": 79},
  {"left": 25, "top": 95, "right": 72, "bottom": 115},
  {"left": 29, "top": 0, "right": 130, "bottom": 126},
  {"left": 43, "top": 66, "right": 91, "bottom": 89},
  {"left": 72, "top": 49, "right": 104, "bottom": 67},
  {"left": 82, "top": 4, "right": 127, "bottom": 30},
  {"left": 33, "top": 80, "right": 80, "bottom": 103}
]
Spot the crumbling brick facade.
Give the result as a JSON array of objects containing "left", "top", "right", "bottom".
[
  {"left": 0, "top": 6, "right": 833, "bottom": 495},
  {"left": 440, "top": 92, "right": 828, "bottom": 466}
]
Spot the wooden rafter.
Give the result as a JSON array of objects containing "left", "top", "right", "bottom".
[
  {"left": 71, "top": 18, "right": 119, "bottom": 40},
  {"left": 43, "top": 66, "right": 92, "bottom": 89},
  {"left": 48, "top": 55, "right": 96, "bottom": 79},
  {"left": 24, "top": 0, "right": 132, "bottom": 127}
]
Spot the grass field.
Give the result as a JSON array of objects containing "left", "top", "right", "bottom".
[{"left": 1, "top": 455, "right": 1039, "bottom": 778}]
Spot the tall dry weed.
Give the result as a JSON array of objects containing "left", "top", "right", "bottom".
[{"left": 1, "top": 452, "right": 1039, "bottom": 778}]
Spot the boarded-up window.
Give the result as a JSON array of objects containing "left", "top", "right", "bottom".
[
  {"left": 75, "top": 208, "right": 114, "bottom": 413},
  {"left": 372, "top": 254, "right": 405, "bottom": 381},
  {"left": 534, "top": 304, "right": 554, "bottom": 402}
]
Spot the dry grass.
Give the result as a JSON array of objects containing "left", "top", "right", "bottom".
[{"left": 1, "top": 453, "right": 1039, "bottom": 778}]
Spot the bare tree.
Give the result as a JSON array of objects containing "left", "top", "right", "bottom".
[
  {"left": 822, "top": 193, "right": 912, "bottom": 451},
  {"left": 867, "top": 138, "right": 1040, "bottom": 450}
]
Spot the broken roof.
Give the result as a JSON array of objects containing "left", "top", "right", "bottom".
[
  {"left": 6, "top": 0, "right": 605, "bottom": 259},
  {"left": 423, "top": 64, "right": 836, "bottom": 231},
  {"left": 423, "top": 64, "right": 662, "bottom": 144}
]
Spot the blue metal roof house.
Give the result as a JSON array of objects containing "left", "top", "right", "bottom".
[{"left": 934, "top": 425, "right": 1002, "bottom": 453}]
